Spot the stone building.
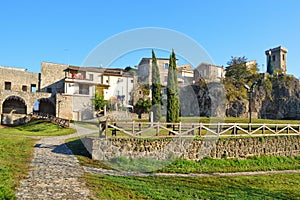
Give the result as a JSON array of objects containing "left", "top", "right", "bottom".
[
  {"left": 0, "top": 62, "right": 135, "bottom": 123},
  {"left": 194, "top": 63, "right": 224, "bottom": 82},
  {"left": 137, "top": 58, "right": 170, "bottom": 87},
  {"left": 265, "top": 46, "right": 288, "bottom": 74},
  {"left": 0, "top": 65, "right": 53, "bottom": 125}
]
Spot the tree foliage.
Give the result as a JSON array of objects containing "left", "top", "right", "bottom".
[
  {"left": 134, "top": 98, "right": 151, "bottom": 117},
  {"left": 94, "top": 92, "right": 106, "bottom": 111},
  {"left": 224, "top": 56, "right": 260, "bottom": 102},
  {"left": 151, "top": 49, "right": 162, "bottom": 122},
  {"left": 166, "top": 49, "right": 180, "bottom": 123}
]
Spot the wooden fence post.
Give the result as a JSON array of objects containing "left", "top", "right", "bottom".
[
  {"left": 199, "top": 123, "right": 202, "bottom": 136},
  {"left": 132, "top": 121, "right": 135, "bottom": 137},
  {"left": 192, "top": 124, "right": 195, "bottom": 135},
  {"left": 179, "top": 122, "right": 182, "bottom": 136},
  {"left": 156, "top": 122, "right": 159, "bottom": 136},
  {"left": 105, "top": 117, "right": 108, "bottom": 139}
]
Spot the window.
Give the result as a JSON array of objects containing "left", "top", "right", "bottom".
[
  {"left": 164, "top": 63, "right": 169, "bottom": 69},
  {"left": 272, "top": 55, "right": 276, "bottom": 62},
  {"left": 282, "top": 54, "right": 285, "bottom": 61},
  {"left": 31, "top": 84, "right": 36, "bottom": 92},
  {"left": 79, "top": 84, "right": 89, "bottom": 95},
  {"left": 22, "top": 85, "right": 27, "bottom": 92},
  {"left": 47, "top": 87, "right": 52, "bottom": 93},
  {"left": 131, "top": 79, "right": 134, "bottom": 83},
  {"left": 5, "top": 82, "right": 11, "bottom": 90},
  {"left": 89, "top": 74, "right": 94, "bottom": 81}
]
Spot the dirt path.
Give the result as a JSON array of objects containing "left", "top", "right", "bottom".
[{"left": 83, "top": 166, "right": 300, "bottom": 177}]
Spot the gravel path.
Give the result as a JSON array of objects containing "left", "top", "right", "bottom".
[{"left": 16, "top": 125, "right": 96, "bottom": 200}]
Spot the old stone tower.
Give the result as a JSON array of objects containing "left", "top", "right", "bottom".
[{"left": 265, "top": 46, "right": 288, "bottom": 74}]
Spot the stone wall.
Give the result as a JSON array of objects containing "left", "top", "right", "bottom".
[
  {"left": 40, "top": 62, "right": 67, "bottom": 94},
  {"left": 0, "top": 66, "right": 40, "bottom": 92},
  {"left": 0, "top": 90, "right": 53, "bottom": 125},
  {"left": 82, "top": 135, "right": 300, "bottom": 161}
]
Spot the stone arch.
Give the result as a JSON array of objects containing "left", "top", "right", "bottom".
[
  {"left": 34, "top": 98, "right": 55, "bottom": 115},
  {"left": 2, "top": 95, "right": 27, "bottom": 114}
]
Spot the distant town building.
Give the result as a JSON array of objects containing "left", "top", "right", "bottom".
[
  {"left": 137, "top": 58, "right": 194, "bottom": 87},
  {"left": 194, "top": 63, "right": 224, "bottom": 82},
  {"left": 177, "top": 64, "right": 194, "bottom": 86},
  {"left": 0, "top": 62, "right": 134, "bottom": 123},
  {"left": 265, "top": 46, "right": 288, "bottom": 74},
  {"left": 137, "top": 58, "right": 170, "bottom": 87}
]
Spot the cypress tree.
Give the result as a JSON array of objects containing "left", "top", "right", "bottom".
[
  {"left": 166, "top": 49, "right": 180, "bottom": 123},
  {"left": 151, "top": 49, "right": 162, "bottom": 122}
]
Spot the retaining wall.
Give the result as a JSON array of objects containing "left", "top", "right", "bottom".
[{"left": 82, "top": 135, "right": 300, "bottom": 161}]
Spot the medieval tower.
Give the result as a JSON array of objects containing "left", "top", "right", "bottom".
[{"left": 265, "top": 46, "right": 288, "bottom": 74}]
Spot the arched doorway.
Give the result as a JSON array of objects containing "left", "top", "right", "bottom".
[
  {"left": 33, "top": 98, "right": 55, "bottom": 115},
  {"left": 2, "top": 96, "right": 27, "bottom": 114}
]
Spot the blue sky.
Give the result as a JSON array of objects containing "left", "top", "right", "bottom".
[{"left": 1, "top": 0, "right": 300, "bottom": 77}]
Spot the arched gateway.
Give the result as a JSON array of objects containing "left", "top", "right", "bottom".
[{"left": 2, "top": 95, "right": 27, "bottom": 114}]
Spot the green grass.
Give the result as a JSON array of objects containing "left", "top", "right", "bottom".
[
  {"left": 0, "top": 120, "right": 76, "bottom": 199},
  {"left": 85, "top": 173, "right": 300, "bottom": 199},
  {"left": 0, "top": 119, "right": 76, "bottom": 136},
  {"left": 158, "top": 156, "right": 300, "bottom": 174},
  {"left": 0, "top": 133, "right": 37, "bottom": 199},
  {"left": 65, "top": 136, "right": 300, "bottom": 199}
]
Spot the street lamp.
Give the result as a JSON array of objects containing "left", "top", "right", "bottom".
[{"left": 244, "top": 82, "right": 258, "bottom": 123}]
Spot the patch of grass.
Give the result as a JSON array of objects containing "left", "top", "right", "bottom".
[
  {"left": 0, "top": 119, "right": 76, "bottom": 136},
  {"left": 157, "top": 156, "right": 300, "bottom": 174},
  {"left": 85, "top": 173, "right": 300, "bottom": 199},
  {"left": 0, "top": 133, "right": 36, "bottom": 199}
]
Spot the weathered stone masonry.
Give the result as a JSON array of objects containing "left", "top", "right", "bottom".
[{"left": 82, "top": 135, "right": 300, "bottom": 161}]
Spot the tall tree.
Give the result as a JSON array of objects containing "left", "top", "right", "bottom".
[
  {"left": 166, "top": 49, "right": 180, "bottom": 123},
  {"left": 151, "top": 49, "right": 162, "bottom": 121}
]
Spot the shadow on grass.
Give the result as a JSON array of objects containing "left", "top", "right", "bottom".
[{"left": 65, "top": 138, "right": 111, "bottom": 169}]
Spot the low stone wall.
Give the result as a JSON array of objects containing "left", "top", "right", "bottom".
[
  {"left": 1, "top": 113, "right": 28, "bottom": 125},
  {"left": 82, "top": 135, "right": 300, "bottom": 161}
]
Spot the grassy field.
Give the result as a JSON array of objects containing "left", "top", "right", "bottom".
[
  {"left": 0, "top": 120, "right": 76, "bottom": 136},
  {"left": 1, "top": 119, "right": 299, "bottom": 199},
  {"left": 85, "top": 173, "right": 300, "bottom": 199},
  {"left": 0, "top": 133, "right": 36, "bottom": 199},
  {"left": 66, "top": 137, "right": 300, "bottom": 199},
  {"left": 0, "top": 120, "right": 75, "bottom": 199}
]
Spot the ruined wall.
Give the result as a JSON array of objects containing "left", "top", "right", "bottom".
[
  {"left": 40, "top": 62, "right": 68, "bottom": 94},
  {"left": 56, "top": 94, "right": 73, "bottom": 120},
  {"left": 0, "top": 90, "right": 53, "bottom": 125},
  {"left": 82, "top": 135, "right": 300, "bottom": 161},
  {"left": 0, "top": 66, "right": 40, "bottom": 92}
]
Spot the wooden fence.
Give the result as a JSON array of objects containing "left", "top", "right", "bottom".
[
  {"left": 100, "top": 120, "right": 300, "bottom": 138},
  {"left": 30, "top": 112, "right": 70, "bottom": 127}
]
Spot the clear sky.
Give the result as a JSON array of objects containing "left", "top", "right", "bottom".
[{"left": 1, "top": 0, "right": 300, "bottom": 77}]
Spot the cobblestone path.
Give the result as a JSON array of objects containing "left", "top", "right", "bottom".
[{"left": 16, "top": 126, "right": 94, "bottom": 200}]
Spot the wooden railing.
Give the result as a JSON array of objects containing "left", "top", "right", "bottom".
[
  {"left": 29, "top": 112, "right": 70, "bottom": 127},
  {"left": 100, "top": 121, "right": 300, "bottom": 138}
]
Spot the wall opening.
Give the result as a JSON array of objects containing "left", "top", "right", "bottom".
[
  {"left": 33, "top": 98, "right": 55, "bottom": 115},
  {"left": 2, "top": 96, "right": 27, "bottom": 114},
  {"left": 5, "top": 82, "right": 11, "bottom": 90}
]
